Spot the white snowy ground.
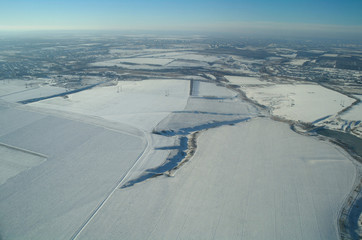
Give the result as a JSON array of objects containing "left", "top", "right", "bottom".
[
  {"left": 0, "top": 79, "right": 192, "bottom": 239},
  {"left": 289, "top": 59, "right": 309, "bottom": 66},
  {"left": 239, "top": 82, "right": 355, "bottom": 123},
  {"left": 341, "top": 95, "right": 362, "bottom": 121},
  {"left": 0, "top": 107, "right": 146, "bottom": 239},
  {"left": 90, "top": 51, "right": 223, "bottom": 70},
  {"left": 321, "top": 95, "right": 362, "bottom": 138},
  {"left": 225, "top": 75, "right": 266, "bottom": 86},
  {"left": 226, "top": 76, "right": 361, "bottom": 137},
  {"left": 89, "top": 57, "right": 174, "bottom": 68},
  {"left": 192, "top": 81, "right": 237, "bottom": 97},
  {"left": 0, "top": 143, "right": 46, "bottom": 185},
  {"left": 0, "top": 79, "right": 66, "bottom": 103},
  {"left": 30, "top": 79, "right": 190, "bottom": 132},
  {"left": 155, "top": 81, "right": 259, "bottom": 133},
  {"left": 0, "top": 78, "right": 358, "bottom": 240},
  {"left": 76, "top": 118, "right": 355, "bottom": 240}
]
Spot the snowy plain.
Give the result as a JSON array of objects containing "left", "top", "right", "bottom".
[
  {"left": 0, "top": 58, "right": 359, "bottom": 240},
  {"left": 240, "top": 83, "right": 355, "bottom": 123},
  {"left": 76, "top": 118, "right": 355, "bottom": 240},
  {"left": 155, "top": 81, "right": 259, "bottom": 133},
  {"left": 30, "top": 79, "right": 190, "bottom": 132},
  {"left": 289, "top": 59, "right": 309, "bottom": 66},
  {"left": 0, "top": 143, "right": 46, "bottom": 185},
  {"left": 341, "top": 95, "right": 362, "bottom": 121},
  {"left": 90, "top": 57, "right": 174, "bottom": 67},
  {"left": 0, "top": 107, "right": 146, "bottom": 239},
  {"left": 90, "top": 52, "right": 222, "bottom": 70},
  {"left": 225, "top": 75, "right": 266, "bottom": 85},
  {"left": 0, "top": 80, "right": 66, "bottom": 103}
]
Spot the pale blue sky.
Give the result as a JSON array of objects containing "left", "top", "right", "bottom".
[{"left": 1, "top": 0, "right": 361, "bottom": 34}]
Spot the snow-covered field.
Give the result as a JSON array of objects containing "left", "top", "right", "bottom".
[
  {"left": 192, "top": 81, "right": 237, "bottom": 98},
  {"left": 30, "top": 79, "right": 190, "bottom": 131},
  {"left": 91, "top": 52, "right": 222, "bottom": 69},
  {"left": 90, "top": 57, "right": 174, "bottom": 67},
  {"left": 289, "top": 59, "right": 309, "bottom": 66},
  {"left": 0, "top": 143, "right": 46, "bottom": 185},
  {"left": 0, "top": 80, "right": 66, "bottom": 103},
  {"left": 241, "top": 83, "right": 355, "bottom": 123},
  {"left": 0, "top": 107, "right": 146, "bottom": 239},
  {"left": 155, "top": 81, "right": 258, "bottom": 133},
  {"left": 0, "top": 73, "right": 358, "bottom": 240},
  {"left": 341, "top": 95, "right": 362, "bottom": 121},
  {"left": 76, "top": 118, "right": 355, "bottom": 240},
  {"left": 173, "top": 53, "right": 220, "bottom": 62},
  {"left": 225, "top": 75, "right": 266, "bottom": 85},
  {"left": 319, "top": 95, "right": 362, "bottom": 138}
]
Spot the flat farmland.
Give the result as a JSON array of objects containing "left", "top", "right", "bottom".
[{"left": 0, "top": 107, "right": 146, "bottom": 240}]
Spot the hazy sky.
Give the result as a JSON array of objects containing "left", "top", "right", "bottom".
[{"left": 1, "top": 0, "right": 361, "bottom": 36}]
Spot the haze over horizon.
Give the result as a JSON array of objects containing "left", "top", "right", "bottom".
[{"left": 1, "top": 0, "right": 362, "bottom": 38}]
